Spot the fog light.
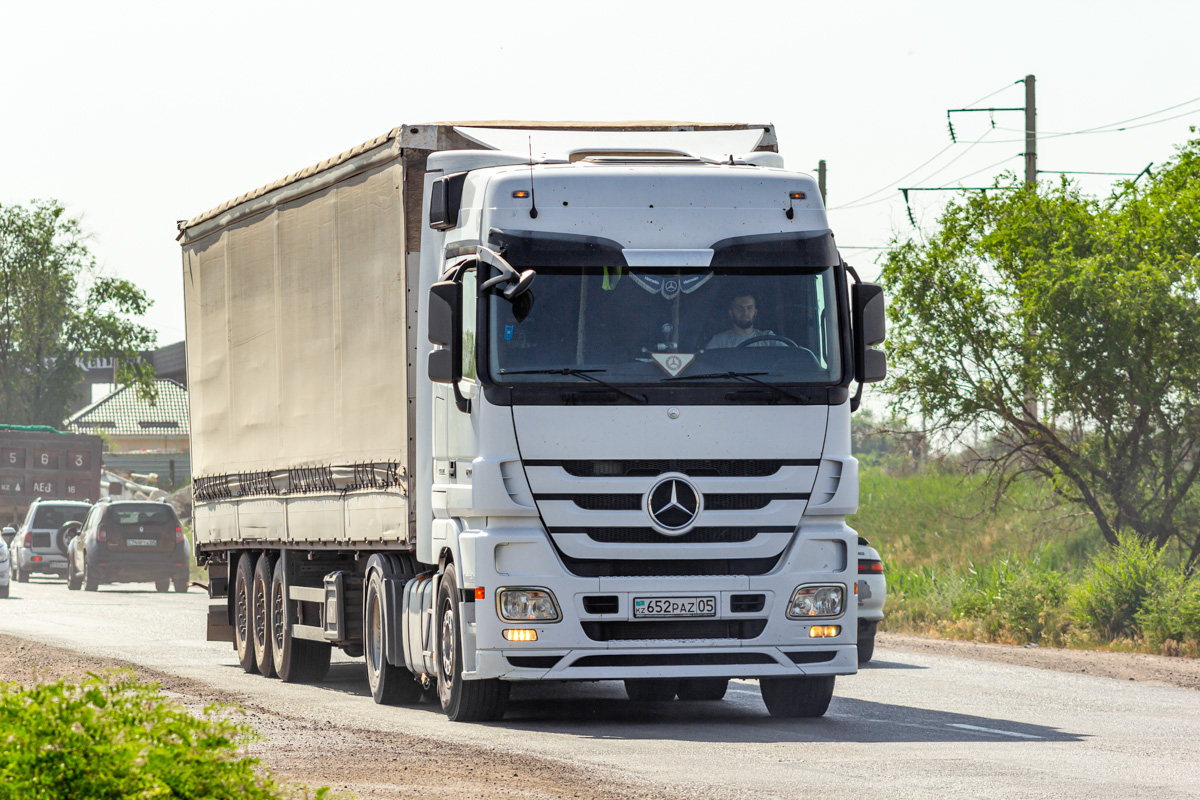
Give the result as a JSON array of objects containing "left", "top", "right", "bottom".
[
  {"left": 809, "top": 625, "right": 841, "bottom": 638},
  {"left": 498, "top": 588, "right": 560, "bottom": 621},
  {"left": 787, "top": 584, "right": 845, "bottom": 619},
  {"left": 503, "top": 628, "right": 538, "bottom": 642}
]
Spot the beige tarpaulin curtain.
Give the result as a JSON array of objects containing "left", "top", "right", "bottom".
[{"left": 182, "top": 162, "right": 407, "bottom": 478}]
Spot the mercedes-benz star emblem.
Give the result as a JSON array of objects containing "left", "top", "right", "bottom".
[{"left": 645, "top": 475, "right": 702, "bottom": 535}]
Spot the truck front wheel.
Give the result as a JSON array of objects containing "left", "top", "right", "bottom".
[
  {"left": 364, "top": 570, "right": 420, "bottom": 704},
  {"left": 759, "top": 675, "right": 835, "bottom": 718},
  {"left": 435, "top": 565, "right": 508, "bottom": 722},
  {"left": 233, "top": 554, "right": 259, "bottom": 674}
]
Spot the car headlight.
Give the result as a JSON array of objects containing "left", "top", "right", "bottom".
[
  {"left": 786, "top": 584, "right": 845, "bottom": 619},
  {"left": 497, "top": 588, "right": 560, "bottom": 622}
]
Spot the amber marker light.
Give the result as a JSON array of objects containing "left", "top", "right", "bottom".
[
  {"left": 809, "top": 625, "right": 841, "bottom": 638},
  {"left": 503, "top": 629, "right": 538, "bottom": 642},
  {"left": 512, "top": 190, "right": 531, "bottom": 198},
  {"left": 475, "top": 587, "right": 485, "bottom": 600}
]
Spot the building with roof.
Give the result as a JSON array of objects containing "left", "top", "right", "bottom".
[{"left": 63, "top": 379, "right": 191, "bottom": 488}]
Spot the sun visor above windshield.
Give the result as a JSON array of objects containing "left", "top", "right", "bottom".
[
  {"left": 488, "top": 229, "right": 628, "bottom": 267},
  {"left": 710, "top": 230, "right": 839, "bottom": 268}
]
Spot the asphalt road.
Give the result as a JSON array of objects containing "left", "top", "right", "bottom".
[{"left": 3, "top": 575, "right": 1199, "bottom": 799}]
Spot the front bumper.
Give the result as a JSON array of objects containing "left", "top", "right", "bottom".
[{"left": 458, "top": 524, "right": 860, "bottom": 682}]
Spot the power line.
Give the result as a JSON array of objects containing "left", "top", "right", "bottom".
[
  {"left": 828, "top": 143, "right": 955, "bottom": 209},
  {"left": 974, "top": 97, "right": 1200, "bottom": 143}
]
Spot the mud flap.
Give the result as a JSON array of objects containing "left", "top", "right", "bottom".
[{"left": 207, "top": 602, "right": 235, "bottom": 643}]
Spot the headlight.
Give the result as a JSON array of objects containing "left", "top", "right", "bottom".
[
  {"left": 786, "top": 584, "right": 845, "bottom": 619},
  {"left": 497, "top": 588, "right": 560, "bottom": 622}
]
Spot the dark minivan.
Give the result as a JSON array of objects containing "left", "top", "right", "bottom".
[{"left": 65, "top": 499, "right": 191, "bottom": 592}]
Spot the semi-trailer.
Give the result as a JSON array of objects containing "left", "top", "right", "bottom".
[{"left": 178, "top": 122, "right": 886, "bottom": 721}]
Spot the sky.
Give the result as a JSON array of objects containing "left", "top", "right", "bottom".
[{"left": 3, "top": 0, "right": 1199, "bottom": 347}]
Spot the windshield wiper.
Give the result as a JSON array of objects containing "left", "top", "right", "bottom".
[
  {"left": 662, "top": 371, "right": 803, "bottom": 402},
  {"left": 499, "top": 368, "right": 648, "bottom": 404}
]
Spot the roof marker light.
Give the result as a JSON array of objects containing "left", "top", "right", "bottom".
[{"left": 512, "top": 190, "right": 530, "bottom": 199}]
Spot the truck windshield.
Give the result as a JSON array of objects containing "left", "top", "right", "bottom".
[{"left": 488, "top": 265, "right": 842, "bottom": 385}]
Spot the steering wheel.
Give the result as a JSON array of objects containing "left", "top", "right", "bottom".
[{"left": 736, "top": 335, "right": 822, "bottom": 368}]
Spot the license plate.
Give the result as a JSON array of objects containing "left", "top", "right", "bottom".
[
  {"left": 126, "top": 538, "right": 157, "bottom": 547},
  {"left": 633, "top": 596, "right": 716, "bottom": 618}
]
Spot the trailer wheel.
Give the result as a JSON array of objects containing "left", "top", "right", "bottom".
[
  {"left": 271, "top": 554, "right": 330, "bottom": 683},
  {"left": 252, "top": 554, "right": 276, "bottom": 678},
  {"left": 624, "top": 679, "right": 679, "bottom": 702},
  {"left": 676, "top": 678, "right": 729, "bottom": 701},
  {"left": 363, "top": 569, "right": 420, "bottom": 704},
  {"left": 233, "top": 554, "right": 259, "bottom": 674},
  {"left": 436, "top": 565, "right": 509, "bottom": 721},
  {"left": 759, "top": 675, "right": 835, "bottom": 718}
]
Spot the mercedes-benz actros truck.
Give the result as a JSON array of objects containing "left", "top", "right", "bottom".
[{"left": 178, "top": 122, "right": 886, "bottom": 721}]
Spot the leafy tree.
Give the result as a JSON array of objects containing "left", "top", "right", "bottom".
[
  {"left": 0, "top": 200, "right": 156, "bottom": 425},
  {"left": 882, "top": 133, "right": 1200, "bottom": 567}
]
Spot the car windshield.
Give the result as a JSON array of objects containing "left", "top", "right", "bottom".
[
  {"left": 489, "top": 266, "right": 842, "bottom": 385},
  {"left": 31, "top": 506, "right": 89, "bottom": 529},
  {"left": 108, "top": 505, "right": 176, "bottom": 526}
]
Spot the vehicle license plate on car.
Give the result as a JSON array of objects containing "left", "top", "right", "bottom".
[
  {"left": 633, "top": 597, "right": 716, "bottom": 618},
  {"left": 126, "top": 539, "right": 156, "bottom": 547}
]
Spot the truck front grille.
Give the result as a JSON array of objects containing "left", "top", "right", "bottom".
[
  {"left": 560, "top": 553, "right": 782, "bottom": 577},
  {"left": 555, "top": 527, "right": 766, "bottom": 544},
  {"left": 581, "top": 619, "right": 768, "bottom": 641},
  {"left": 540, "top": 459, "right": 810, "bottom": 478}
]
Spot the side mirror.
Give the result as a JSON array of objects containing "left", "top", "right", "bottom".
[
  {"left": 428, "top": 173, "right": 467, "bottom": 231},
  {"left": 427, "top": 278, "right": 470, "bottom": 412},
  {"left": 852, "top": 282, "right": 887, "bottom": 384},
  {"left": 1, "top": 526, "right": 15, "bottom": 546}
]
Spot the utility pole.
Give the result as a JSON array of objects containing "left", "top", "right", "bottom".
[
  {"left": 1024, "top": 74, "right": 1036, "bottom": 186},
  {"left": 1022, "top": 73, "right": 1037, "bottom": 423},
  {"left": 817, "top": 160, "right": 827, "bottom": 205}
]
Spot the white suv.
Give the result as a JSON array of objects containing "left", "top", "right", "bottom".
[
  {"left": 10, "top": 499, "right": 91, "bottom": 581},
  {"left": 856, "top": 537, "right": 887, "bottom": 663}
]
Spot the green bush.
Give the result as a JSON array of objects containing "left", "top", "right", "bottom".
[
  {"left": 0, "top": 671, "right": 326, "bottom": 800},
  {"left": 1069, "top": 533, "right": 1168, "bottom": 640},
  {"left": 1137, "top": 568, "right": 1200, "bottom": 653},
  {"left": 950, "top": 555, "right": 1070, "bottom": 645}
]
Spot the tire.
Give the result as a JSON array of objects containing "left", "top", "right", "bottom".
[
  {"left": 857, "top": 625, "right": 877, "bottom": 665},
  {"left": 624, "top": 679, "right": 679, "bottom": 702},
  {"left": 436, "top": 565, "right": 509, "bottom": 721},
  {"left": 270, "top": 554, "right": 331, "bottom": 683},
  {"left": 364, "top": 569, "right": 421, "bottom": 704},
  {"left": 174, "top": 571, "right": 189, "bottom": 593},
  {"left": 233, "top": 553, "right": 259, "bottom": 674},
  {"left": 0, "top": 583, "right": 8, "bottom": 599},
  {"left": 677, "top": 678, "right": 729, "bottom": 701},
  {"left": 155, "top": 578, "right": 171, "bottom": 593},
  {"left": 759, "top": 675, "right": 835, "bottom": 718},
  {"left": 252, "top": 554, "right": 276, "bottom": 678},
  {"left": 66, "top": 556, "right": 81, "bottom": 591},
  {"left": 17, "top": 566, "right": 30, "bottom": 583},
  {"left": 83, "top": 557, "right": 99, "bottom": 592}
]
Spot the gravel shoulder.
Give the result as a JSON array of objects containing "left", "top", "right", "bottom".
[
  {"left": 878, "top": 631, "right": 1200, "bottom": 690},
  {"left": 0, "top": 634, "right": 665, "bottom": 800}
]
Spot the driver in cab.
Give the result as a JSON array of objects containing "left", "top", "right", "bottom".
[{"left": 706, "top": 293, "right": 783, "bottom": 348}]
